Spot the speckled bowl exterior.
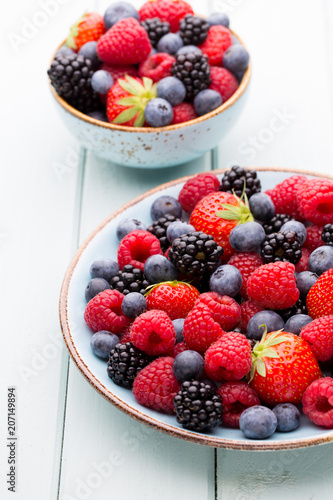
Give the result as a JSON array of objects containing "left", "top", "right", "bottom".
[{"left": 49, "top": 32, "right": 251, "bottom": 168}]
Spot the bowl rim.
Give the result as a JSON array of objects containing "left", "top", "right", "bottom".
[
  {"left": 59, "top": 167, "right": 333, "bottom": 451},
  {"left": 49, "top": 28, "right": 251, "bottom": 133}
]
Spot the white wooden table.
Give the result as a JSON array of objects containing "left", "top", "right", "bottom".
[{"left": 2, "top": 0, "right": 333, "bottom": 498}]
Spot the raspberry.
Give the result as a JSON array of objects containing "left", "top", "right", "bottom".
[
  {"left": 166, "top": 340, "right": 189, "bottom": 358},
  {"left": 204, "top": 332, "right": 252, "bottom": 382},
  {"left": 84, "top": 289, "right": 131, "bottom": 334},
  {"left": 265, "top": 175, "right": 307, "bottom": 220},
  {"left": 195, "top": 292, "right": 241, "bottom": 331},
  {"left": 228, "top": 252, "right": 264, "bottom": 300},
  {"left": 138, "top": 52, "right": 175, "bottom": 82},
  {"left": 132, "top": 356, "right": 180, "bottom": 413},
  {"left": 178, "top": 173, "right": 220, "bottom": 213},
  {"left": 198, "top": 25, "right": 233, "bottom": 66},
  {"left": 295, "top": 246, "right": 311, "bottom": 273},
  {"left": 247, "top": 261, "right": 300, "bottom": 310},
  {"left": 139, "top": 0, "right": 194, "bottom": 32},
  {"left": 307, "top": 268, "right": 333, "bottom": 319},
  {"left": 130, "top": 309, "right": 175, "bottom": 356},
  {"left": 300, "top": 316, "right": 333, "bottom": 362},
  {"left": 302, "top": 377, "right": 333, "bottom": 428},
  {"left": 119, "top": 325, "right": 132, "bottom": 343},
  {"left": 296, "top": 178, "right": 333, "bottom": 225},
  {"left": 171, "top": 102, "right": 197, "bottom": 124},
  {"left": 304, "top": 225, "right": 325, "bottom": 251},
  {"left": 100, "top": 63, "right": 138, "bottom": 81},
  {"left": 97, "top": 18, "right": 151, "bottom": 65},
  {"left": 209, "top": 66, "right": 239, "bottom": 102},
  {"left": 117, "top": 230, "right": 162, "bottom": 271},
  {"left": 217, "top": 381, "right": 260, "bottom": 428},
  {"left": 183, "top": 304, "right": 225, "bottom": 352},
  {"left": 238, "top": 299, "right": 264, "bottom": 333}
]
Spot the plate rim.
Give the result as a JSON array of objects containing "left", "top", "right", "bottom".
[{"left": 59, "top": 166, "right": 333, "bottom": 450}]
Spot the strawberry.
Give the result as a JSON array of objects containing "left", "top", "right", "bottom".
[
  {"left": 145, "top": 281, "right": 200, "bottom": 320},
  {"left": 306, "top": 268, "right": 333, "bottom": 319},
  {"left": 66, "top": 12, "right": 105, "bottom": 52},
  {"left": 189, "top": 191, "right": 254, "bottom": 260},
  {"left": 250, "top": 329, "right": 321, "bottom": 405},
  {"left": 106, "top": 76, "right": 157, "bottom": 127}
]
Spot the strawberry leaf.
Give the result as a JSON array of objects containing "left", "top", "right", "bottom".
[
  {"left": 117, "top": 97, "right": 139, "bottom": 106},
  {"left": 256, "top": 358, "right": 266, "bottom": 377},
  {"left": 118, "top": 79, "right": 143, "bottom": 97},
  {"left": 134, "top": 112, "right": 145, "bottom": 127},
  {"left": 142, "top": 77, "right": 152, "bottom": 91},
  {"left": 261, "top": 348, "right": 279, "bottom": 359},
  {"left": 113, "top": 106, "right": 139, "bottom": 124}
]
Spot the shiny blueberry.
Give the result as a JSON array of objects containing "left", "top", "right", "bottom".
[
  {"left": 285, "top": 314, "right": 312, "bottom": 335},
  {"left": 166, "top": 221, "right": 195, "bottom": 244},
  {"left": 272, "top": 403, "right": 301, "bottom": 432},
  {"left": 85, "top": 278, "right": 110, "bottom": 302},
  {"left": 249, "top": 193, "right": 275, "bottom": 221},
  {"left": 56, "top": 45, "right": 75, "bottom": 57},
  {"left": 78, "top": 41, "right": 101, "bottom": 69},
  {"left": 121, "top": 292, "right": 147, "bottom": 318},
  {"left": 229, "top": 221, "right": 266, "bottom": 252},
  {"left": 143, "top": 254, "right": 178, "bottom": 283},
  {"left": 87, "top": 110, "right": 108, "bottom": 122},
  {"left": 176, "top": 45, "right": 203, "bottom": 56},
  {"left": 280, "top": 220, "right": 307, "bottom": 246},
  {"left": 296, "top": 271, "right": 318, "bottom": 297},
  {"left": 157, "top": 33, "right": 183, "bottom": 54},
  {"left": 104, "top": 2, "right": 139, "bottom": 30},
  {"left": 223, "top": 44, "right": 250, "bottom": 75},
  {"left": 91, "top": 70, "right": 113, "bottom": 94},
  {"left": 172, "top": 318, "right": 185, "bottom": 343},
  {"left": 206, "top": 12, "right": 230, "bottom": 28},
  {"left": 247, "top": 310, "right": 285, "bottom": 341},
  {"left": 193, "top": 89, "right": 222, "bottom": 116},
  {"left": 173, "top": 350, "right": 205, "bottom": 383},
  {"left": 239, "top": 405, "right": 277, "bottom": 439},
  {"left": 157, "top": 77, "right": 186, "bottom": 106},
  {"left": 90, "top": 259, "right": 120, "bottom": 283},
  {"left": 150, "top": 195, "right": 182, "bottom": 220},
  {"left": 90, "top": 331, "right": 119, "bottom": 359},
  {"left": 116, "top": 218, "right": 147, "bottom": 240},
  {"left": 209, "top": 264, "right": 242, "bottom": 297},
  {"left": 308, "top": 246, "right": 333, "bottom": 275},
  {"left": 144, "top": 98, "right": 174, "bottom": 127}
]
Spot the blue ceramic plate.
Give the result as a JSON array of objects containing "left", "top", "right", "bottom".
[{"left": 59, "top": 167, "right": 333, "bottom": 450}]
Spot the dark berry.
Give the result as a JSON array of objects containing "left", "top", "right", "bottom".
[
  {"left": 207, "top": 12, "right": 230, "bottom": 27},
  {"left": 219, "top": 166, "right": 261, "bottom": 199},
  {"left": 176, "top": 45, "right": 203, "bottom": 56},
  {"left": 150, "top": 195, "right": 182, "bottom": 220},
  {"left": 78, "top": 41, "right": 101, "bottom": 69},
  {"left": 173, "top": 350, "right": 204, "bottom": 383},
  {"left": 239, "top": 405, "right": 277, "bottom": 439},
  {"left": 284, "top": 314, "right": 312, "bottom": 335},
  {"left": 85, "top": 277, "right": 110, "bottom": 302},
  {"left": 277, "top": 298, "right": 308, "bottom": 321},
  {"left": 193, "top": 89, "right": 222, "bottom": 116},
  {"left": 144, "top": 98, "right": 174, "bottom": 127},
  {"left": 172, "top": 318, "right": 185, "bottom": 343},
  {"left": 104, "top": 2, "right": 139, "bottom": 30},
  {"left": 296, "top": 271, "right": 318, "bottom": 297},
  {"left": 179, "top": 14, "right": 210, "bottom": 46},
  {"left": 116, "top": 218, "right": 147, "bottom": 241},
  {"left": 222, "top": 44, "right": 250, "bottom": 75},
  {"left": 322, "top": 223, "right": 333, "bottom": 246},
  {"left": 157, "top": 76, "right": 186, "bottom": 106},
  {"left": 171, "top": 52, "right": 211, "bottom": 99},
  {"left": 280, "top": 220, "right": 307, "bottom": 246},
  {"left": 261, "top": 231, "right": 302, "bottom": 265},
  {"left": 249, "top": 193, "right": 275, "bottom": 221},
  {"left": 209, "top": 264, "right": 242, "bottom": 297},
  {"left": 308, "top": 246, "right": 333, "bottom": 276},
  {"left": 90, "top": 331, "right": 119, "bottom": 359},
  {"left": 90, "top": 259, "right": 120, "bottom": 283},
  {"left": 121, "top": 292, "right": 147, "bottom": 318},
  {"left": 247, "top": 311, "right": 285, "bottom": 341},
  {"left": 166, "top": 221, "right": 195, "bottom": 244},
  {"left": 229, "top": 221, "right": 266, "bottom": 253},
  {"left": 140, "top": 17, "right": 170, "bottom": 48},
  {"left": 157, "top": 33, "right": 183, "bottom": 54},
  {"left": 147, "top": 214, "right": 181, "bottom": 252},
  {"left": 107, "top": 342, "right": 150, "bottom": 388},
  {"left": 143, "top": 254, "right": 178, "bottom": 283},
  {"left": 272, "top": 403, "right": 301, "bottom": 432},
  {"left": 110, "top": 264, "right": 149, "bottom": 295},
  {"left": 91, "top": 70, "right": 113, "bottom": 94},
  {"left": 262, "top": 214, "right": 294, "bottom": 235}
]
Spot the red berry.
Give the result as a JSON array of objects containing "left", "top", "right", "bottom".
[
  {"left": 307, "top": 268, "right": 333, "bottom": 319},
  {"left": 119, "top": 325, "right": 132, "bottom": 344},
  {"left": 183, "top": 304, "right": 225, "bottom": 353},
  {"left": 228, "top": 252, "right": 264, "bottom": 300},
  {"left": 178, "top": 173, "right": 220, "bottom": 213},
  {"left": 265, "top": 175, "right": 307, "bottom": 220},
  {"left": 171, "top": 102, "right": 197, "bottom": 124},
  {"left": 247, "top": 261, "right": 299, "bottom": 310},
  {"left": 84, "top": 289, "right": 131, "bottom": 334},
  {"left": 302, "top": 377, "right": 333, "bottom": 428},
  {"left": 238, "top": 299, "right": 264, "bottom": 333},
  {"left": 297, "top": 178, "right": 333, "bottom": 225},
  {"left": 146, "top": 281, "right": 200, "bottom": 320},
  {"left": 117, "top": 230, "right": 162, "bottom": 271},
  {"left": 217, "top": 381, "right": 260, "bottom": 428},
  {"left": 166, "top": 341, "right": 189, "bottom": 358},
  {"left": 209, "top": 66, "right": 239, "bottom": 102},
  {"left": 130, "top": 309, "right": 175, "bottom": 356},
  {"left": 138, "top": 52, "right": 175, "bottom": 82},
  {"left": 132, "top": 356, "right": 180, "bottom": 413},
  {"left": 66, "top": 12, "right": 105, "bottom": 52},
  {"left": 195, "top": 292, "right": 241, "bottom": 332},
  {"left": 139, "top": 0, "right": 194, "bottom": 32},
  {"left": 304, "top": 224, "right": 325, "bottom": 252},
  {"left": 101, "top": 63, "right": 138, "bottom": 81},
  {"left": 198, "top": 25, "right": 233, "bottom": 66},
  {"left": 204, "top": 332, "right": 252, "bottom": 382},
  {"left": 295, "top": 246, "right": 311, "bottom": 273},
  {"left": 300, "top": 316, "right": 333, "bottom": 362},
  {"left": 97, "top": 18, "right": 151, "bottom": 65}
]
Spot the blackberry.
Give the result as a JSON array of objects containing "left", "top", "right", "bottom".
[
  {"left": 219, "top": 166, "right": 261, "bottom": 199},
  {"left": 171, "top": 52, "right": 211, "bottom": 99},
  {"left": 262, "top": 214, "right": 294, "bottom": 235},
  {"left": 174, "top": 380, "right": 223, "bottom": 431},
  {"left": 322, "top": 223, "right": 333, "bottom": 246},
  {"left": 277, "top": 298, "right": 308, "bottom": 322},
  {"left": 147, "top": 214, "right": 180, "bottom": 252},
  {"left": 179, "top": 14, "right": 210, "bottom": 46},
  {"left": 140, "top": 17, "right": 170, "bottom": 48},
  {"left": 110, "top": 264, "right": 149, "bottom": 295},
  {"left": 261, "top": 231, "right": 302, "bottom": 265},
  {"left": 168, "top": 231, "right": 223, "bottom": 277},
  {"left": 47, "top": 53, "right": 101, "bottom": 113},
  {"left": 107, "top": 342, "right": 151, "bottom": 388}
]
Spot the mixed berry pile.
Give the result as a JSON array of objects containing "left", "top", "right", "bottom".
[
  {"left": 47, "top": 0, "right": 249, "bottom": 126},
  {"left": 83, "top": 167, "right": 333, "bottom": 439}
]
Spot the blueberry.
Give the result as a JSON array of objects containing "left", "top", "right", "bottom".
[
  {"left": 157, "top": 33, "right": 183, "bottom": 54},
  {"left": 144, "top": 98, "right": 174, "bottom": 127},
  {"left": 239, "top": 405, "right": 277, "bottom": 439},
  {"left": 87, "top": 110, "right": 108, "bottom": 122},
  {"left": 157, "top": 77, "right": 186, "bottom": 106},
  {"left": 193, "top": 89, "right": 222, "bottom": 116},
  {"left": 247, "top": 310, "right": 285, "bottom": 341},
  {"left": 91, "top": 70, "right": 113, "bottom": 94},
  {"left": 176, "top": 45, "right": 203, "bottom": 56},
  {"left": 296, "top": 271, "right": 318, "bottom": 297},
  {"left": 144, "top": 254, "right": 178, "bottom": 283},
  {"left": 150, "top": 195, "right": 182, "bottom": 220},
  {"left": 121, "top": 292, "right": 147, "bottom": 318},
  {"left": 90, "top": 259, "right": 119, "bottom": 283},
  {"left": 249, "top": 193, "right": 275, "bottom": 221},
  {"left": 78, "top": 41, "right": 101, "bottom": 69},
  {"left": 272, "top": 403, "right": 301, "bottom": 432},
  {"left": 104, "top": 2, "right": 139, "bottom": 30},
  {"left": 285, "top": 314, "right": 312, "bottom": 335},
  {"left": 280, "top": 220, "right": 307, "bottom": 246},
  {"left": 173, "top": 350, "right": 204, "bottom": 383},
  {"left": 85, "top": 278, "right": 110, "bottom": 302},
  {"left": 223, "top": 44, "right": 250, "bottom": 75},
  {"left": 90, "top": 331, "right": 119, "bottom": 359},
  {"left": 166, "top": 221, "right": 195, "bottom": 244},
  {"left": 56, "top": 45, "right": 75, "bottom": 57},
  {"left": 229, "top": 221, "right": 266, "bottom": 253},
  {"left": 209, "top": 265, "right": 242, "bottom": 297},
  {"left": 172, "top": 318, "right": 185, "bottom": 343},
  {"left": 308, "top": 246, "right": 333, "bottom": 275},
  {"left": 116, "top": 218, "right": 147, "bottom": 240},
  {"left": 206, "top": 12, "right": 230, "bottom": 28}
]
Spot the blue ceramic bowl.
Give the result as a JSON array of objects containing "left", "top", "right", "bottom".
[{"left": 49, "top": 31, "right": 251, "bottom": 168}]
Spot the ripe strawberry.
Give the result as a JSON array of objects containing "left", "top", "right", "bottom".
[
  {"left": 97, "top": 17, "right": 151, "bottom": 65},
  {"left": 209, "top": 66, "right": 239, "bottom": 102},
  {"left": 171, "top": 103, "right": 197, "bottom": 124},
  {"left": 198, "top": 25, "right": 233, "bottom": 66},
  {"left": 66, "top": 12, "right": 105, "bottom": 52},
  {"left": 139, "top": 0, "right": 194, "bottom": 32},
  {"left": 189, "top": 191, "right": 254, "bottom": 260},
  {"left": 250, "top": 329, "right": 321, "bottom": 405},
  {"left": 178, "top": 172, "right": 220, "bottom": 213},
  {"left": 296, "top": 178, "right": 333, "bottom": 225},
  {"left": 307, "top": 268, "right": 333, "bottom": 319},
  {"left": 300, "top": 315, "right": 333, "bottom": 362},
  {"left": 145, "top": 281, "right": 200, "bottom": 320}
]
